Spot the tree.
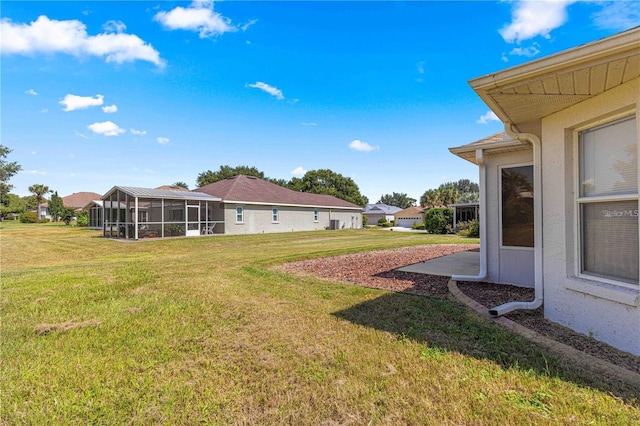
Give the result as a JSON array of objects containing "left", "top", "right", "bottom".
[
  {"left": 420, "top": 188, "right": 442, "bottom": 208},
  {"left": 60, "top": 207, "right": 77, "bottom": 225},
  {"left": 0, "top": 193, "right": 27, "bottom": 219},
  {"left": 0, "top": 145, "right": 22, "bottom": 207},
  {"left": 197, "top": 165, "right": 267, "bottom": 187},
  {"left": 28, "top": 184, "right": 51, "bottom": 220},
  {"left": 377, "top": 192, "right": 416, "bottom": 209},
  {"left": 296, "top": 169, "right": 368, "bottom": 206},
  {"left": 48, "top": 191, "right": 65, "bottom": 222},
  {"left": 173, "top": 181, "right": 189, "bottom": 190}
]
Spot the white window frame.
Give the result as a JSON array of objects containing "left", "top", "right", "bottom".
[
  {"left": 499, "top": 162, "right": 535, "bottom": 251},
  {"left": 272, "top": 207, "right": 279, "bottom": 223},
  {"left": 235, "top": 206, "right": 244, "bottom": 224},
  {"left": 313, "top": 209, "right": 319, "bottom": 222},
  {"left": 573, "top": 113, "right": 638, "bottom": 289}
]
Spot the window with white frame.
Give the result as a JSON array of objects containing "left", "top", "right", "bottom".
[
  {"left": 236, "top": 206, "right": 244, "bottom": 223},
  {"left": 313, "top": 209, "right": 319, "bottom": 222},
  {"left": 272, "top": 207, "right": 279, "bottom": 223},
  {"left": 578, "top": 115, "right": 638, "bottom": 285},
  {"left": 501, "top": 165, "right": 534, "bottom": 247}
]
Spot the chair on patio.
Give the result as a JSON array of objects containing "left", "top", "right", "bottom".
[{"left": 201, "top": 223, "right": 216, "bottom": 235}]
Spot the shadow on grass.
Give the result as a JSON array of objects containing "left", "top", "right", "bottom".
[{"left": 332, "top": 288, "right": 639, "bottom": 402}]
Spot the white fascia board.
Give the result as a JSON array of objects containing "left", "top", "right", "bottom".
[{"left": 470, "top": 27, "right": 640, "bottom": 92}]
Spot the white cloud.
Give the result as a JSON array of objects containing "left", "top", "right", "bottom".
[
  {"left": 74, "top": 130, "right": 90, "bottom": 139},
  {"left": 60, "top": 94, "right": 104, "bottom": 111},
  {"left": 25, "top": 88, "right": 37, "bottom": 95},
  {"left": 31, "top": 151, "right": 37, "bottom": 155},
  {"left": 103, "top": 20, "right": 126, "bottom": 34},
  {"left": 143, "top": 168, "right": 155, "bottom": 174},
  {"left": 241, "top": 19, "right": 258, "bottom": 32},
  {"left": 417, "top": 61, "right": 425, "bottom": 74},
  {"left": 0, "top": 15, "right": 164, "bottom": 67},
  {"left": 301, "top": 122, "right": 317, "bottom": 127},
  {"left": 509, "top": 43, "right": 540, "bottom": 57},
  {"left": 40, "top": 108, "right": 48, "bottom": 113},
  {"left": 102, "top": 104, "right": 118, "bottom": 113},
  {"left": 291, "top": 166, "right": 307, "bottom": 176},
  {"left": 500, "top": 1, "right": 576, "bottom": 43},
  {"left": 87, "top": 121, "right": 125, "bottom": 136},
  {"left": 592, "top": 1, "right": 640, "bottom": 31},
  {"left": 157, "top": 137, "right": 170, "bottom": 144},
  {"left": 477, "top": 111, "right": 500, "bottom": 124},
  {"left": 130, "top": 128, "right": 147, "bottom": 135},
  {"left": 247, "top": 81, "right": 284, "bottom": 100},
  {"left": 349, "top": 139, "right": 379, "bottom": 152},
  {"left": 24, "top": 170, "right": 47, "bottom": 175},
  {"left": 154, "top": 1, "right": 235, "bottom": 39}
]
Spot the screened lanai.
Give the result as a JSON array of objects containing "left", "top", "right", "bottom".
[{"left": 102, "top": 186, "right": 223, "bottom": 240}]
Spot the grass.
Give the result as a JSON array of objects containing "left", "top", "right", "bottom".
[{"left": 1, "top": 222, "right": 638, "bottom": 424}]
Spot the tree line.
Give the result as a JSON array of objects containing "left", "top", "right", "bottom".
[{"left": 1, "top": 144, "right": 478, "bottom": 220}]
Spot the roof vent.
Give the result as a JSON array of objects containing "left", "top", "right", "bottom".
[{"left": 247, "top": 176, "right": 257, "bottom": 179}]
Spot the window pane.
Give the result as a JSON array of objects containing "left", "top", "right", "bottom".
[
  {"left": 582, "top": 200, "right": 639, "bottom": 283},
  {"left": 502, "top": 165, "right": 534, "bottom": 247},
  {"left": 580, "top": 116, "right": 637, "bottom": 197}
]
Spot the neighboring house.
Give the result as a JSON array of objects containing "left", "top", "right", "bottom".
[
  {"left": 35, "top": 202, "right": 51, "bottom": 221},
  {"left": 394, "top": 206, "right": 425, "bottom": 228},
  {"left": 363, "top": 203, "right": 402, "bottom": 224},
  {"left": 448, "top": 202, "right": 480, "bottom": 230},
  {"left": 194, "top": 175, "right": 363, "bottom": 235},
  {"left": 83, "top": 200, "right": 104, "bottom": 229},
  {"left": 62, "top": 192, "right": 103, "bottom": 210},
  {"left": 449, "top": 27, "right": 639, "bottom": 355}
]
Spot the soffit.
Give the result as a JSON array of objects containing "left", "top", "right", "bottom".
[{"left": 471, "top": 27, "right": 640, "bottom": 132}]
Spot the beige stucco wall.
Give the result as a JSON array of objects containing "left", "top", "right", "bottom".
[
  {"left": 482, "top": 149, "right": 535, "bottom": 288},
  {"left": 541, "top": 77, "right": 640, "bottom": 355},
  {"left": 223, "top": 204, "right": 362, "bottom": 235}
]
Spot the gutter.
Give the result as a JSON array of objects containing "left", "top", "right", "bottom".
[
  {"left": 452, "top": 148, "right": 488, "bottom": 282},
  {"left": 489, "top": 123, "right": 544, "bottom": 317}
]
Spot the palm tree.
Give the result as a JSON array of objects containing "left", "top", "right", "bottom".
[{"left": 28, "top": 184, "right": 51, "bottom": 220}]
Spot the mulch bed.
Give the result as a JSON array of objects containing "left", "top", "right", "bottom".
[{"left": 278, "top": 244, "right": 640, "bottom": 375}]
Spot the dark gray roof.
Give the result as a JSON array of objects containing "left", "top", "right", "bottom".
[{"left": 102, "top": 186, "right": 222, "bottom": 201}]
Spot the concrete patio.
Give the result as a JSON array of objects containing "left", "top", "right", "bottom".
[{"left": 398, "top": 250, "right": 480, "bottom": 277}]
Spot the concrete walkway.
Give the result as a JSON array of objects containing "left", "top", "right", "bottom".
[{"left": 398, "top": 250, "right": 480, "bottom": 277}]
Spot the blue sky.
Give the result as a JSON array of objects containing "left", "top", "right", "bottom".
[{"left": 2, "top": 1, "right": 639, "bottom": 203}]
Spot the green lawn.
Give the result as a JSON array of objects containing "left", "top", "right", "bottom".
[{"left": 1, "top": 222, "right": 638, "bottom": 424}]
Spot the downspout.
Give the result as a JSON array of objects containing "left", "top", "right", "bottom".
[
  {"left": 452, "top": 148, "right": 488, "bottom": 281},
  {"left": 489, "top": 123, "right": 544, "bottom": 316}
]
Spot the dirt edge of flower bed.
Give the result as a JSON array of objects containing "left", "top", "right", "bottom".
[{"left": 448, "top": 278, "right": 640, "bottom": 391}]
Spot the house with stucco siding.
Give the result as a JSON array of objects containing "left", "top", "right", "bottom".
[
  {"left": 449, "top": 27, "right": 639, "bottom": 355},
  {"left": 195, "top": 175, "right": 363, "bottom": 235}
]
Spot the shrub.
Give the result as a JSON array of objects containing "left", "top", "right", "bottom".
[
  {"left": 412, "top": 222, "right": 426, "bottom": 230},
  {"left": 19, "top": 212, "right": 38, "bottom": 223},
  {"left": 362, "top": 214, "right": 368, "bottom": 226},
  {"left": 424, "top": 208, "right": 453, "bottom": 234},
  {"left": 457, "top": 219, "right": 480, "bottom": 238},
  {"left": 76, "top": 212, "right": 89, "bottom": 227},
  {"left": 381, "top": 222, "right": 393, "bottom": 228},
  {"left": 377, "top": 217, "right": 387, "bottom": 225}
]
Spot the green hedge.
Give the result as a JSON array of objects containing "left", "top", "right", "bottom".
[{"left": 424, "top": 208, "right": 453, "bottom": 234}]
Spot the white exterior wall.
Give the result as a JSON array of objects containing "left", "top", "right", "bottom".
[
  {"left": 541, "top": 77, "right": 640, "bottom": 355},
  {"left": 223, "top": 204, "right": 362, "bottom": 235},
  {"left": 484, "top": 150, "right": 535, "bottom": 288}
]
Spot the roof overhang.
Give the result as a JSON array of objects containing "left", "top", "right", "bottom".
[
  {"left": 449, "top": 133, "right": 531, "bottom": 164},
  {"left": 470, "top": 26, "right": 640, "bottom": 136}
]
